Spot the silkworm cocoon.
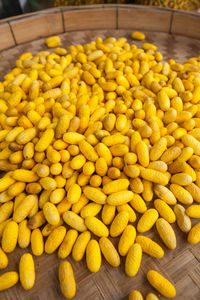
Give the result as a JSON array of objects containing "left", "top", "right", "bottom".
[
  {"left": 103, "top": 178, "right": 129, "bottom": 194},
  {"left": 0, "top": 247, "right": 8, "bottom": 269},
  {"left": 147, "top": 270, "right": 176, "bottom": 298},
  {"left": 123, "top": 165, "right": 140, "bottom": 178},
  {"left": 19, "top": 253, "right": 35, "bottom": 290},
  {"left": 136, "top": 235, "right": 164, "bottom": 258},
  {"left": 0, "top": 201, "right": 13, "bottom": 223},
  {"left": 154, "top": 199, "right": 176, "bottom": 223},
  {"left": 181, "top": 134, "right": 200, "bottom": 155},
  {"left": 71, "top": 195, "right": 88, "bottom": 214},
  {"left": 142, "top": 180, "right": 153, "bottom": 202},
  {"left": 63, "top": 211, "right": 87, "bottom": 232},
  {"left": 2, "top": 221, "right": 18, "bottom": 253},
  {"left": 129, "top": 290, "right": 144, "bottom": 300},
  {"left": 80, "top": 203, "right": 102, "bottom": 219},
  {"left": 70, "top": 154, "right": 86, "bottom": 170},
  {"left": 130, "top": 194, "right": 147, "bottom": 213},
  {"left": 18, "top": 220, "right": 31, "bottom": 248},
  {"left": 79, "top": 140, "right": 98, "bottom": 161},
  {"left": 85, "top": 216, "right": 109, "bottom": 237},
  {"left": 170, "top": 184, "right": 193, "bottom": 205},
  {"left": 110, "top": 144, "right": 129, "bottom": 157},
  {"left": 58, "top": 229, "right": 78, "bottom": 259},
  {"left": 186, "top": 205, "right": 200, "bottom": 218},
  {"left": 0, "top": 175, "right": 15, "bottom": 193},
  {"left": 187, "top": 223, "right": 200, "bottom": 245},
  {"left": 63, "top": 132, "right": 85, "bottom": 144},
  {"left": 0, "top": 219, "right": 11, "bottom": 238},
  {"left": 12, "top": 169, "right": 39, "bottom": 182},
  {"left": 118, "top": 225, "right": 136, "bottom": 256},
  {"left": 157, "top": 90, "right": 170, "bottom": 111},
  {"left": 35, "top": 128, "right": 54, "bottom": 152},
  {"left": 107, "top": 190, "right": 134, "bottom": 205},
  {"left": 99, "top": 237, "right": 120, "bottom": 267},
  {"left": 31, "top": 229, "right": 44, "bottom": 256},
  {"left": 67, "top": 184, "right": 81, "bottom": 204},
  {"left": 148, "top": 161, "right": 167, "bottom": 173},
  {"left": 86, "top": 239, "right": 101, "bottom": 273},
  {"left": 130, "top": 177, "right": 144, "bottom": 194},
  {"left": 156, "top": 218, "right": 176, "bottom": 250},
  {"left": 0, "top": 271, "right": 19, "bottom": 291},
  {"left": 101, "top": 204, "right": 116, "bottom": 225},
  {"left": 59, "top": 261, "right": 76, "bottom": 299},
  {"left": 161, "top": 146, "right": 181, "bottom": 163},
  {"left": 186, "top": 183, "right": 200, "bottom": 203},
  {"left": 83, "top": 186, "right": 107, "bottom": 204},
  {"left": 72, "top": 231, "right": 91, "bottom": 261},
  {"left": 95, "top": 142, "right": 112, "bottom": 166},
  {"left": 110, "top": 211, "right": 129, "bottom": 237},
  {"left": 13, "top": 195, "right": 36, "bottom": 223},
  {"left": 146, "top": 293, "right": 159, "bottom": 300},
  {"left": 131, "top": 31, "right": 145, "bottom": 40},
  {"left": 7, "top": 181, "right": 26, "bottom": 197},
  {"left": 137, "top": 209, "right": 159, "bottom": 233},
  {"left": 154, "top": 184, "right": 176, "bottom": 205},
  {"left": 16, "top": 128, "right": 37, "bottom": 145},
  {"left": 125, "top": 243, "right": 142, "bottom": 277},
  {"left": 117, "top": 204, "right": 136, "bottom": 223},
  {"left": 28, "top": 211, "right": 46, "bottom": 229},
  {"left": 45, "top": 226, "right": 66, "bottom": 254},
  {"left": 95, "top": 157, "right": 108, "bottom": 176},
  {"left": 171, "top": 173, "right": 192, "bottom": 186},
  {"left": 174, "top": 204, "right": 191, "bottom": 232},
  {"left": 136, "top": 141, "right": 149, "bottom": 167},
  {"left": 140, "top": 169, "right": 169, "bottom": 185},
  {"left": 43, "top": 202, "right": 60, "bottom": 226},
  {"left": 42, "top": 219, "right": 63, "bottom": 237}
]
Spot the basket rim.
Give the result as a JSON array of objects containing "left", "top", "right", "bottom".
[{"left": 0, "top": 4, "right": 199, "bottom": 52}]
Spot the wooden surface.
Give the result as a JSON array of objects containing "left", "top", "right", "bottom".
[
  {"left": 171, "top": 12, "right": 200, "bottom": 39},
  {"left": 63, "top": 8, "right": 117, "bottom": 31},
  {"left": 0, "top": 23, "right": 15, "bottom": 51},
  {"left": 0, "top": 5, "right": 200, "bottom": 51},
  {"left": 0, "top": 5, "right": 200, "bottom": 300},
  {"left": 118, "top": 7, "right": 172, "bottom": 32},
  {"left": 11, "top": 10, "right": 63, "bottom": 44}
]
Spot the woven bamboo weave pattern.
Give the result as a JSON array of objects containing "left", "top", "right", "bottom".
[{"left": 0, "top": 28, "right": 200, "bottom": 300}]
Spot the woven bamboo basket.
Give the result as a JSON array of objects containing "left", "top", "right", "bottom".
[{"left": 0, "top": 4, "right": 200, "bottom": 300}]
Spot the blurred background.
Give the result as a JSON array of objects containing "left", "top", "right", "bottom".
[{"left": 0, "top": 0, "right": 199, "bottom": 19}]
